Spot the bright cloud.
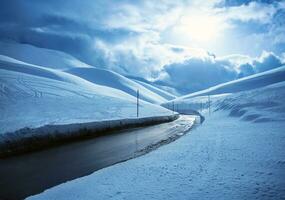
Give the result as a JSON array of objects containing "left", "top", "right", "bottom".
[
  {"left": 220, "top": 1, "right": 277, "bottom": 23},
  {"left": 172, "top": 13, "right": 226, "bottom": 42}
]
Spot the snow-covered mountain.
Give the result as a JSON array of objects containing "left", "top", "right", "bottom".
[{"left": 0, "top": 55, "right": 172, "bottom": 135}]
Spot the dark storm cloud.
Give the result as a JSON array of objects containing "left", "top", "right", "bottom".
[
  {"left": 237, "top": 52, "right": 284, "bottom": 78},
  {"left": 0, "top": 0, "right": 142, "bottom": 67},
  {"left": 162, "top": 57, "right": 237, "bottom": 94},
  {"left": 161, "top": 51, "right": 284, "bottom": 94},
  {"left": 238, "top": 63, "right": 255, "bottom": 77},
  {"left": 253, "top": 52, "right": 284, "bottom": 72},
  {"left": 219, "top": 0, "right": 283, "bottom": 7}
]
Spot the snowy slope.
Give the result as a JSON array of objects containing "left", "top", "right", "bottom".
[
  {"left": 27, "top": 79, "right": 285, "bottom": 200},
  {"left": 0, "top": 55, "right": 173, "bottom": 135},
  {"left": 128, "top": 75, "right": 181, "bottom": 96},
  {"left": 176, "top": 66, "right": 285, "bottom": 100},
  {"left": 66, "top": 67, "right": 171, "bottom": 104},
  {"left": 165, "top": 63, "right": 285, "bottom": 123},
  {"left": 0, "top": 41, "right": 91, "bottom": 70},
  {"left": 132, "top": 79, "right": 176, "bottom": 100},
  {"left": 0, "top": 42, "right": 173, "bottom": 104}
]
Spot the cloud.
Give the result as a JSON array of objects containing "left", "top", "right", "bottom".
[
  {"left": 161, "top": 55, "right": 237, "bottom": 94},
  {"left": 231, "top": 51, "right": 285, "bottom": 78},
  {"left": 0, "top": 0, "right": 186, "bottom": 77},
  {"left": 237, "top": 51, "right": 284, "bottom": 77},
  {"left": 253, "top": 51, "right": 284, "bottom": 72},
  {"left": 224, "top": 2, "right": 276, "bottom": 23},
  {"left": 237, "top": 63, "right": 256, "bottom": 77},
  {"left": 159, "top": 51, "right": 284, "bottom": 94},
  {"left": 0, "top": 0, "right": 284, "bottom": 85}
]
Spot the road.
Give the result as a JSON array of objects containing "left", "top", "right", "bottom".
[{"left": 0, "top": 115, "right": 196, "bottom": 200}]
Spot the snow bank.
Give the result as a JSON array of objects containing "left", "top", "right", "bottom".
[{"left": 0, "top": 114, "right": 179, "bottom": 157}]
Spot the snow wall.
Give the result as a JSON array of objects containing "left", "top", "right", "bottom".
[{"left": 0, "top": 114, "right": 179, "bottom": 157}]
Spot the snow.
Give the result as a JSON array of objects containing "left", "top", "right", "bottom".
[
  {"left": 27, "top": 78, "right": 285, "bottom": 199},
  {"left": 0, "top": 42, "right": 174, "bottom": 104},
  {"left": 66, "top": 67, "right": 169, "bottom": 104},
  {"left": 132, "top": 79, "right": 176, "bottom": 101},
  {"left": 175, "top": 65, "right": 285, "bottom": 100},
  {"left": 0, "top": 55, "right": 173, "bottom": 135},
  {"left": 0, "top": 41, "right": 92, "bottom": 70}
]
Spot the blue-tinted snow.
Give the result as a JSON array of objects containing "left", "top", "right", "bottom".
[
  {"left": 0, "top": 55, "right": 173, "bottom": 135},
  {"left": 27, "top": 77, "right": 285, "bottom": 200}
]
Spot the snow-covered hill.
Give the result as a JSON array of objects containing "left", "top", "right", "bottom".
[
  {"left": 132, "top": 79, "right": 176, "bottom": 100},
  {"left": 0, "top": 41, "right": 91, "bottom": 70},
  {"left": 66, "top": 67, "right": 171, "bottom": 104},
  {"left": 0, "top": 55, "right": 173, "bottom": 135},
  {"left": 0, "top": 42, "right": 174, "bottom": 104},
  {"left": 175, "top": 66, "right": 285, "bottom": 100},
  {"left": 164, "top": 64, "right": 285, "bottom": 124}
]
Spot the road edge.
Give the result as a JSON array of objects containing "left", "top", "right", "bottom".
[{"left": 0, "top": 114, "right": 179, "bottom": 158}]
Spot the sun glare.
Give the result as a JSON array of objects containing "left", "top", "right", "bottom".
[{"left": 174, "top": 14, "right": 222, "bottom": 42}]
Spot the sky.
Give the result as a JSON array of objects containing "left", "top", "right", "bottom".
[{"left": 0, "top": 0, "right": 285, "bottom": 94}]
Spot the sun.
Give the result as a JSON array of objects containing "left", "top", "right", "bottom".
[{"left": 173, "top": 14, "right": 222, "bottom": 43}]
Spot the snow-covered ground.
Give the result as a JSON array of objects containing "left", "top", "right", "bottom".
[
  {"left": 27, "top": 77, "right": 285, "bottom": 199},
  {"left": 0, "top": 55, "right": 173, "bottom": 135}
]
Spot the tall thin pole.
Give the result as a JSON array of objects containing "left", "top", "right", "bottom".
[
  {"left": 208, "top": 95, "right": 211, "bottom": 116},
  {"left": 177, "top": 104, "right": 179, "bottom": 113},
  {"left": 137, "top": 89, "right": 139, "bottom": 118}
]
